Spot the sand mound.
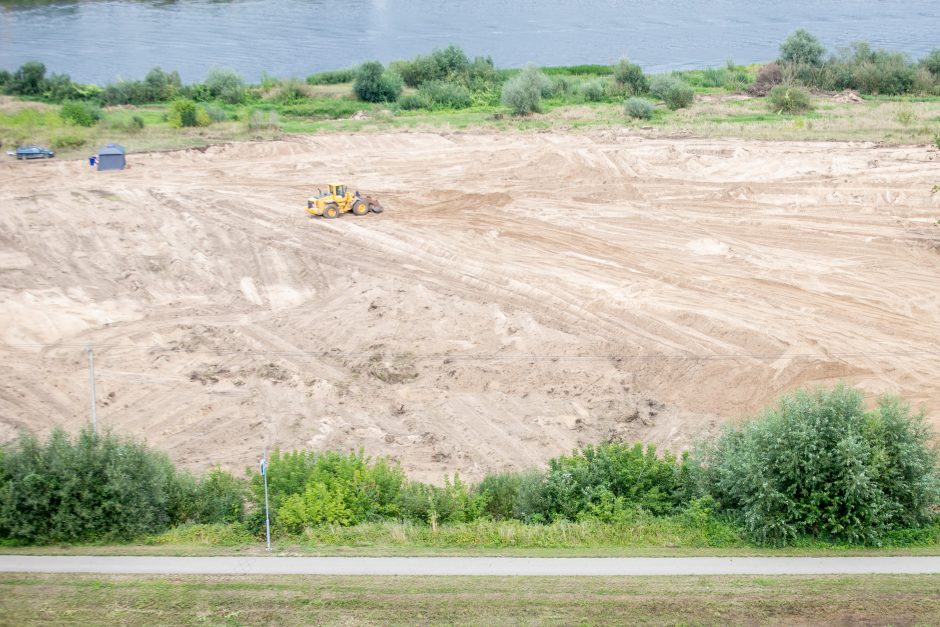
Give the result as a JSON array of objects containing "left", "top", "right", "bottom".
[{"left": 1, "top": 131, "right": 938, "bottom": 480}]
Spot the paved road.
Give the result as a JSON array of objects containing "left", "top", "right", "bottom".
[{"left": 2, "top": 556, "right": 940, "bottom": 576}]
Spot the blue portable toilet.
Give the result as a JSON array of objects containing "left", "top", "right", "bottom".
[{"left": 97, "top": 143, "right": 126, "bottom": 171}]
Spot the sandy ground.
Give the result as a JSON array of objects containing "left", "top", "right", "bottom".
[{"left": 1, "top": 131, "right": 939, "bottom": 481}]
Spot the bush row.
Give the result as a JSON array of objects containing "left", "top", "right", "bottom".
[
  {"left": 0, "top": 50, "right": 681, "bottom": 118},
  {"left": 5, "top": 385, "right": 934, "bottom": 546},
  {"left": 4, "top": 35, "right": 940, "bottom": 121},
  {"left": 246, "top": 385, "right": 937, "bottom": 546},
  {"left": 0, "top": 428, "right": 244, "bottom": 544},
  {"left": 771, "top": 29, "right": 940, "bottom": 96}
]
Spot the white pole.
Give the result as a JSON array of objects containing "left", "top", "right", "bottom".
[
  {"left": 85, "top": 344, "right": 97, "bottom": 435},
  {"left": 263, "top": 447, "right": 272, "bottom": 552}
]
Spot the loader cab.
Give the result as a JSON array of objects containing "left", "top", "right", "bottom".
[{"left": 330, "top": 183, "right": 347, "bottom": 198}]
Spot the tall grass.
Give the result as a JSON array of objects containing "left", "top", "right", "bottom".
[{"left": 294, "top": 515, "right": 742, "bottom": 549}]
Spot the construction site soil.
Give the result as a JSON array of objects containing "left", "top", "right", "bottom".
[{"left": 2, "top": 131, "right": 939, "bottom": 481}]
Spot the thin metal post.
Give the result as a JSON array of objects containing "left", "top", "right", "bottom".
[
  {"left": 85, "top": 344, "right": 97, "bottom": 435},
  {"left": 262, "top": 447, "right": 272, "bottom": 552}
]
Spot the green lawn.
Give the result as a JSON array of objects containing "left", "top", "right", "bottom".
[{"left": 2, "top": 573, "right": 938, "bottom": 625}]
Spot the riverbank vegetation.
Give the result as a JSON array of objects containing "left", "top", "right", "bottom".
[
  {"left": 2, "top": 32, "right": 940, "bottom": 157},
  {"left": 1, "top": 386, "right": 937, "bottom": 551}
]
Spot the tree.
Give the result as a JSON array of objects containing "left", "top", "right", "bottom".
[
  {"left": 500, "top": 65, "right": 551, "bottom": 115},
  {"left": 649, "top": 75, "right": 694, "bottom": 110},
  {"left": 10, "top": 61, "right": 47, "bottom": 96},
  {"left": 205, "top": 67, "right": 245, "bottom": 105},
  {"left": 353, "top": 61, "right": 402, "bottom": 103},
  {"left": 920, "top": 48, "right": 940, "bottom": 77},
  {"left": 779, "top": 29, "right": 826, "bottom": 67},
  {"left": 695, "top": 385, "right": 940, "bottom": 545},
  {"left": 613, "top": 58, "right": 648, "bottom": 95}
]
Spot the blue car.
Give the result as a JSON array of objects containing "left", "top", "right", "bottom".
[{"left": 15, "top": 145, "right": 55, "bottom": 160}]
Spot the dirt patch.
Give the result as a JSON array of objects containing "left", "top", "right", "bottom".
[{"left": 832, "top": 89, "right": 864, "bottom": 103}]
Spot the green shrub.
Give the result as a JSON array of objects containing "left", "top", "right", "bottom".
[
  {"left": 624, "top": 96, "right": 654, "bottom": 119},
  {"left": 0, "top": 428, "right": 186, "bottom": 544},
  {"left": 205, "top": 67, "right": 246, "bottom": 104},
  {"left": 696, "top": 385, "right": 940, "bottom": 545},
  {"left": 398, "top": 92, "right": 433, "bottom": 111},
  {"left": 912, "top": 68, "right": 937, "bottom": 95},
  {"left": 307, "top": 67, "right": 359, "bottom": 85},
  {"left": 577, "top": 78, "right": 607, "bottom": 102},
  {"left": 512, "top": 470, "right": 551, "bottom": 523},
  {"left": 191, "top": 468, "right": 245, "bottom": 524},
  {"left": 649, "top": 75, "right": 694, "bottom": 110},
  {"left": 354, "top": 61, "right": 402, "bottom": 103},
  {"left": 416, "top": 80, "right": 472, "bottom": 109},
  {"left": 267, "top": 78, "right": 307, "bottom": 104},
  {"left": 102, "top": 67, "right": 180, "bottom": 105},
  {"left": 0, "top": 69, "right": 10, "bottom": 88},
  {"left": 835, "top": 45, "right": 917, "bottom": 95},
  {"left": 780, "top": 41, "right": 922, "bottom": 96},
  {"left": 278, "top": 480, "right": 356, "bottom": 531},
  {"left": 478, "top": 472, "right": 522, "bottom": 520},
  {"left": 548, "top": 75, "right": 578, "bottom": 98},
  {"left": 59, "top": 100, "right": 101, "bottom": 127},
  {"left": 465, "top": 55, "right": 499, "bottom": 91},
  {"left": 9, "top": 61, "right": 46, "bottom": 96},
  {"left": 102, "top": 80, "right": 147, "bottom": 106},
  {"left": 779, "top": 29, "right": 826, "bottom": 66},
  {"left": 768, "top": 84, "right": 813, "bottom": 113},
  {"left": 143, "top": 67, "right": 181, "bottom": 102},
  {"left": 391, "top": 44, "right": 472, "bottom": 88},
  {"left": 396, "top": 475, "right": 484, "bottom": 526},
  {"left": 167, "top": 98, "right": 210, "bottom": 128},
  {"left": 922, "top": 49, "right": 940, "bottom": 77},
  {"left": 540, "top": 443, "right": 691, "bottom": 521},
  {"left": 500, "top": 64, "right": 550, "bottom": 115},
  {"left": 248, "top": 449, "right": 405, "bottom": 533},
  {"left": 612, "top": 58, "right": 648, "bottom": 96},
  {"left": 51, "top": 134, "right": 87, "bottom": 149},
  {"left": 203, "top": 104, "right": 227, "bottom": 123},
  {"left": 42, "top": 73, "right": 79, "bottom": 102}
]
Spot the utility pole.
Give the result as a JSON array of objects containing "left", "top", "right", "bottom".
[
  {"left": 261, "top": 447, "right": 272, "bottom": 551},
  {"left": 85, "top": 344, "right": 97, "bottom": 435}
]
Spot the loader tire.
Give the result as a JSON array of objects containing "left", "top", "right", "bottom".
[
  {"left": 323, "top": 203, "right": 340, "bottom": 219},
  {"left": 351, "top": 200, "right": 368, "bottom": 215}
]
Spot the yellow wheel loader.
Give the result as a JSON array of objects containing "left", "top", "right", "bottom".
[{"left": 306, "top": 183, "right": 384, "bottom": 219}]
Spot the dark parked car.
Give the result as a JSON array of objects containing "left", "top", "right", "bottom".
[{"left": 15, "top": 145, "right": 55, "bottom": 160}]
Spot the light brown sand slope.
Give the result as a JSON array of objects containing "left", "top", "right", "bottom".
[{"left": 1, "top": 131, "right": 939, "bottom": 481}]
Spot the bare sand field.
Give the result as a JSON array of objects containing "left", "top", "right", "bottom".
[{"left": 1, "top": 131, "right": 938, "bottom": 480}]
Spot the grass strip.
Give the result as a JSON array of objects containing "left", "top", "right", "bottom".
[{"left": 1, "top": 572, "right": 938, "bottom": 625}]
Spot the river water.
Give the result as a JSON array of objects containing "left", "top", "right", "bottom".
[{"left": 0, "top": 0, "right": 938, "bottom": 83}]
